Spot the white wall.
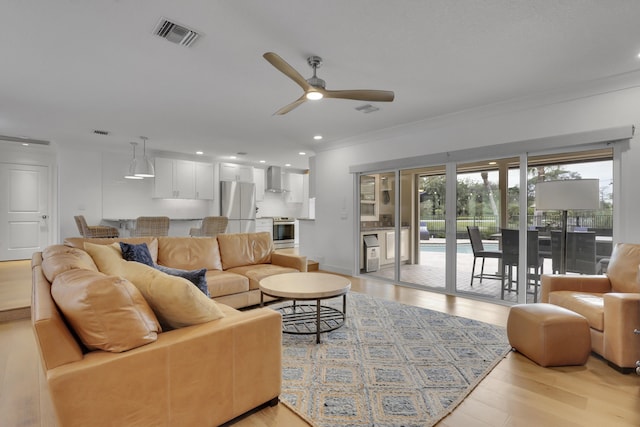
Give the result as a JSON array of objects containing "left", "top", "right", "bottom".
[
  {"left": 302, "top": 84, "right": 640, "bottom": 274},
  {"left": 58, "top": 147, "right": 104, "bottom": 241},
  {"left": 58, "top": 148, "right": 215, "bottom": 240}
]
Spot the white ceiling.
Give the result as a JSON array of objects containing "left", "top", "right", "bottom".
[{"left": 2, "top": 1, "right": 640, "bottom": 169}]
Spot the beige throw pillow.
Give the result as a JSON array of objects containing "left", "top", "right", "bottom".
[
  {"left": 51, "top": 269, "right": 161, "bottom": 352},
  {"left": 84, "top": 242, "right": 225, "bottom": 329}
]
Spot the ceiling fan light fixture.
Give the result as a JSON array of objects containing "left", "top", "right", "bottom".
[
  {"left": 263, "top": 51, "right": 394, "bottom": 115},
  {"left": 306, "top": 91, "right": 323, "bottom": 101}
]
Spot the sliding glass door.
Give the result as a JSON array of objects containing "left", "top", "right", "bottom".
[
  {"left": 359, "top": 172, "right": 397, "bottom": 281},
  {"left": 398, "top": 166, "right": 447, "bottom": 290},
  {"left": 357, "top": 147, "right": 614, "bottom": 305}
]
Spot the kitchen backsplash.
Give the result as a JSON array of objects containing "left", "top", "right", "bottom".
[{"left": 256, "top": 191, "right": 304, "bottom": 218}]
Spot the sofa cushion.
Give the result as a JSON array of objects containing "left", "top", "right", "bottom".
[
  {"left": 226, "top": 264, "right": 299, "bottom": 290},
  {"left": 84, "top": 242, "right": 225, "bottom": 330},
  {"left": 205, "top": 270, "right": 249, "bottom": 298},
  {"left": 217, "top": 232, "right": 273, "bottom": 270},
  {"left": 65, "top": 237, "right": 159, "bottom": 263},
  {"left": 41, "top": 245, "right": 99, "bottom": 282},
  {"left": 119, "top": 242, "right": 209, "bottom": 296},
  {"left": 547, "top": 291, "right": 605, "bottom": 331},
  {"left": 157, "top": 237, "right": 223, "bottom": 271},
  {"left": 51, "top": 268, "right": 161, "bottom": 352},
  {"left": 607, "top": 243, "right": 640, "bottom": 293}
]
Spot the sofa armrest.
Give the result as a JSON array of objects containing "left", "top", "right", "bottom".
[
  {"left": 540, "top": 274, "right": 612, "bottom": 303},
  {"left": 272, "top": 252, "right": 307, "bottom": 272},
  {"left": 603, "top": 293, "right": 640, "bottom": 368},
  {"left": 46, "top": 308, "right": 282, "bottom": 427}
]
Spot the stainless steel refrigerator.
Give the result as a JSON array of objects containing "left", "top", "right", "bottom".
[{"left": 220, "top": 181, "right": 256, "bottom": 233}]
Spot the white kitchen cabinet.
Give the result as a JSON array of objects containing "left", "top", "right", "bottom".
[
  {"left": 360, "top": 174, "right": 379, "bottom": 221},
  {"left": 219, "top": 162, "right": 254, "bottom": 183},
  {"left": 153, "top": 158, "right": 205, "bottom": 199},
  {"left": 253, "top": 168, "right": 265, "bottom": 201},
  {"left": 153, "top": 158, "right": 194, "bottom": 199},
  {"left": 379, "top": 228, "right": 411, "bottom": 266},
  {"left": 285, "top": 173, "right": 304, "bottom": 203},
  {"left": 256, "top": 217, "right": 273, "bottom": 239},
  {"left": 152, "top": 157, "right": 175, "bottom": 199},
  {"left": 174, "top": 160, "right": 195, "bottom": 199},
  {"left": 385, "top": 231, "right": 396, "bottom": 262},
  {"left": 401, "top": 228, "right": 409, "bottom": 260},
  {"left": 194, "top": 162, "right": 214, "bottom": 200}
]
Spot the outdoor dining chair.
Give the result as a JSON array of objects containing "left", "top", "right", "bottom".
[
  {"left": 467, "top": 226, "right": 502, "bottom": 286},
  {"left": 500, "top": 228, "right": 544, "bottom": 302}
]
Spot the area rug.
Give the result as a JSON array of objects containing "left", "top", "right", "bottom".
[{"left": 275, "top": 292, "right": 510, "bottom": 427}]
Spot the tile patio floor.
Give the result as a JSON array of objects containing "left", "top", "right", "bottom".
[{"left": 368, "top": 238, "right": 553, "bottom": 304}]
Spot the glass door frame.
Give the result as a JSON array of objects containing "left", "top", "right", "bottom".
[{"left": 354, "top": 138, "right": 623, "bottom": 304}]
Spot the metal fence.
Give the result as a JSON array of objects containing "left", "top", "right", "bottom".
[{"left": 423, "top": 214, "right": 613, "bottom": 239}]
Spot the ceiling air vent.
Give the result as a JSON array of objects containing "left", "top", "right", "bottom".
[
  {"left": 355, "top": 104, "right": 380, "bottom": 114},
  {"left": 153, "top": 18, "right": 200, "bottom": 47},
  {"left": 93, "top": 129, "right": 110, "bottom": 136}
]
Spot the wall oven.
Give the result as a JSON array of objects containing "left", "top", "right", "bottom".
[{"left": 272, "top": 217, "right": 295, "bottom": 249}]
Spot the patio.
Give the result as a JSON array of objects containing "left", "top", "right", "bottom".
[{"left": 370, "top": 238, "right": 553, "bottom": 304}]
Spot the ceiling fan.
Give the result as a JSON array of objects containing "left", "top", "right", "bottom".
[{"left": 263, "top": 52, "right": 395, "bottom": 115}]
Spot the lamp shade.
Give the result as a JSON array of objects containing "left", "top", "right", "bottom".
[
  {"left": 124, "top": 142, "right": 143, "bottom": 180},
  {"left": 133, "top": 136, "right": 155, "bottom": 178},
  {"left": 535, "top": 179, "right": 600, "bottom": 211}
]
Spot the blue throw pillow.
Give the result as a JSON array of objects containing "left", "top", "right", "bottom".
[
  {"left": 119, "top": 242, "right": 154, "bottom": 266},
  {"left": 154, "top": 265, "right": 210, "bottom": 297},
  {"left": 120, "top": 242, "right": 209, "bottom": 297}
]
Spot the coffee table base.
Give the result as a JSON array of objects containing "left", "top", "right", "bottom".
[{"left": 277, "top": 300, "right": 346, "bottom": 343}]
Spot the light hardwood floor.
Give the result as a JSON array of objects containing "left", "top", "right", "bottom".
[{"left": 1, "top": 260, "right": 638, "bottom": 427}]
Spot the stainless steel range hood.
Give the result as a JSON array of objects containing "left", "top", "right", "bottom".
[{"left": 266, "top": 166, "right": 283, "bottom": 192}]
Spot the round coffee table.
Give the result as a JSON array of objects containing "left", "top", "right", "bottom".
[{"left": 259, "top": 272, "right": 351, "bottom": 343}]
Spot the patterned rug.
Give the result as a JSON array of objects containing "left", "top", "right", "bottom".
[{"left": 275, "top": 292, "right": 510, "bottom": 427}]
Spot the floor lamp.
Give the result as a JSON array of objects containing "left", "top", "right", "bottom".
[{"left": 535, "top": 179, "right": 600, "bottom": 274}]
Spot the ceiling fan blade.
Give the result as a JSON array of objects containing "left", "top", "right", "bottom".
[
  {"left": 273, "top": 94, "right": 307, "bottom": 115},
  {"left": 263, "top": 52, "right": 311, "bottom": 91},
  {"left": 323, "top": 89, "right": 395, "bottom": 102}
]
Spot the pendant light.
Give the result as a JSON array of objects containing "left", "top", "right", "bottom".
[
  {"left": 124, "top": 142, "right": 143, "bottom": 180},
  {"left": 134, "top": 136, "right": 155, "bottom": 178}
]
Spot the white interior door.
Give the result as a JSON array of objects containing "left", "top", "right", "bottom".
[{"left": 0, "top": 163, "right": 50, "bottom": 260}]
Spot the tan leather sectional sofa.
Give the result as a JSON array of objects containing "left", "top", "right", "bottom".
[
  {"left": 65, "top": 231, "right": 307, "bottom": 308},
  {"left": 541, "top": 243, "right": 640, "bottom": 370},
  {"left": 32, "top": 232, "right": 307, "bottom": 426}
]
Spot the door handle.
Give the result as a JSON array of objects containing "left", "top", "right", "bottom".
[{"left": 41, "top": 215, "right": 48, "bottom": 219}]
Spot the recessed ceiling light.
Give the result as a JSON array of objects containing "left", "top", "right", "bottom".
[
  {"left": 196, "top": 151, "right": 203, "bottom": 155},
  {"left": 230, "top": 156, "right": 237, "bottom": 160},
  {"left": 488, "top": 161, "right": 497, "bottom": 165},
  {"left": 22, "top": 143, "right": 29, "bottom": 146},
  {"left": 313, "top": 135, "right": 323, "bottom": 140},
  {"left": 299, "top": 152, "right": 306, "bottom": 156},
  {"left": 285, "top": 163, "right": 291, "bottom": 167},
  {"left": 259, "top": 160, "right": 266, "bottom": 163}
]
